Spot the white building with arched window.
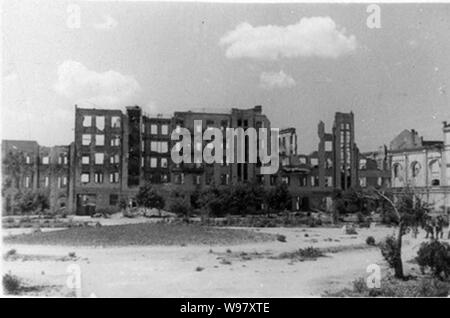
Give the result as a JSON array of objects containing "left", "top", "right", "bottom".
[{"left": 388, "top": 122, "right": 450, "bottom": 213}]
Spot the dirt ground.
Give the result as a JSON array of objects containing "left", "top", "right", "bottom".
[{"left": 3, "top": 225, "right": 448, "bottom": 297}]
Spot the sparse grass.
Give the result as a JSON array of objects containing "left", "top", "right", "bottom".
[
  {"left": 325, "top": 275, "right": 450, "bottom": 297},
  {"left": 345, "top": 227, "right": 358, "bottom": 235},
  {"left": 274, "top": 246, "right": 325, "bottom": 262},
  {"left": 2, "top": 273, "right": 63, "bottom": 296},
  {"left": 220, "top": 259, "right": 232, "bottom": 265},
  {"left": 4, "top": 223, "right": 275, "bottom": 246}
]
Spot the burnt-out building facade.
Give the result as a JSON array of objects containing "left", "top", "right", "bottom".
[
  {"left": 125, "top": 106, "right": 172, "bottom": 187},
  {"left": 3, "top": 104, "right": 378, "bottom": 215},
  {"left": 71, "top": 105, "right": 273, "bottom": 213},
  {"left": 1, "top": 140, "right": 72, "bottom": 214},
  {"left": 359, "top": 146, "right": 391, "bottom": 188},
  {"left": 274, "top": 112, "right": 361, "bottom": 211},
  {"left": 72, "top": 107, "right": 127, "bottom": 214},
  {"left": 170, "top": 106, "right": 271, "bottom": 190}
]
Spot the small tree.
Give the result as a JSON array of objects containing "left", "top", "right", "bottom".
[
  {"left": 266, "top": 183, "right": 292, "bottom": 215},
  {"left": 14, "top": 190, "right": 49, "bottom": 214},
  {"left": 135, "top": 183, "right": 165, "bottom": 216},
  {"left": 170, "top": 196, "right": 191, "bottom": 220},
  {"left": 228, "top": 183, "right": 265, "bottom": 216},
  {"left": 197, "top": 185, "right": 228, "bottom": 217},
  {"left": 2, "top": 151, "right": 26, "bottom": 190},
  {"left": 366, "top": 186, "right": 430, "bottom": 279}
]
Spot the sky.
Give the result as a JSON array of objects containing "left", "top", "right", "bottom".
[{"left": 2, "top": 1, "right": 450, "bottom": 153}]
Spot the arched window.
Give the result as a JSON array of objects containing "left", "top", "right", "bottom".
[
  {"left": 429, "top": 159, "right": 441, "bottom": 186},
  {"left": 411, "top": 161, "right": 421, "bottom": 178},
  {"left": 393, "top": 163, "right": 402, "bottom": 178}
]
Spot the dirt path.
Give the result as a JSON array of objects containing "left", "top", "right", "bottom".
[{"left": 3, "top": 226, "right": 443, "bottom": 297}]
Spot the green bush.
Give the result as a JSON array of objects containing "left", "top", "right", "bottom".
[
  {"left": 380, "top": 235, "right": 400, "bottom": 269},
  {"left": 135, "top": 183, "right": 165, "bottom": 213},
  {"left": 366, "top": 236, "right": 376, "bottom": 246},
  {"left": 298, "top": 247, "right": 324, "bottom": 258},
  {"left": 3, "top": 273, "right": 21, "bottom": 295},
  {"left": 276, "top": 247, "right": 324, "bottom": 261},
  {"left": 338, "top": 276, "right": 450, "bottom": 297},
  {"left": 5, "top": 249, "right": 17, "bottom": 258},
  {"left": 15, "top": 191, "right": 49, "bottom": 214},
  {"left": 170, "top": 196, "right": 191, "bottom": 217},
  {"left": 416, "top": 240, "right": 450, "bottom": 279}
]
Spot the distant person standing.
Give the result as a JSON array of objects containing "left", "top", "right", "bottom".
[{"left": 435, "top": 215, "right": 445, "bottom": 240}]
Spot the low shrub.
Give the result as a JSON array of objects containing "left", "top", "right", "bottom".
[
  {"left": 95, "top": 207, "right": 119, "bottom": 217},
  {"left": 344, "top": 225, "right": 358, "bottom": 235},
  {"left": 169, "top": 197, "right": 191, "bottom": 217},
  {"left": 4, "top": 217, "right": 15, "bottom": 224},
  {"left": 327, "top": 276, "right": 450, "bottom": 297},
  {"left": 416, "top": 240, "right": 450, "bottom": 279},
  {"left": 122, "top": 210, "right": 137, "bottom": 218},
  {"left": 3, "top": 273, "right": 21, "bottom": 295},
  {"left": 366, "top": 236, "right": 376, "bottom": 246},
  {"left": 379, "top": 235, "right": 400, "bottom": 269},
  {"left": 277, "top": 247, "right": 324, "bottom": 261},
  {"left": 298, "top": 247, "right": 324, "bottom": 259},
  {"left": 5, "top": 249, "right": 17, "bottom": 258}
]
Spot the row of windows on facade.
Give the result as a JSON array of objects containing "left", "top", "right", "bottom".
[
  {"left": 83, "top": 115, "right": 121, "bottom": 130},
  {"left": 82, "top": 134, "right": 120, "bottom": 147},
  {"left": 141, "top": 157, "right": 168, "bottom": 168},
  {"left": 359, "top": 177, "right": 385, "bottom": 187},
  {"left": 23, "top": 153, "right": 68, "bottom": 165},
  {"left": 169, "top": 173, "right": 332, "bottom": 188},
  {"left": 176, "top": 119, "right": 230, "bottom": 131},
  {"left": 80, "top": 153, "right": 169, "bottom": 168},
  {"left": 393, "top": 159, "right": 441, "bottom": 186},
  {"left": 174, "top": 119, "right": 265, "bottom": 133},
  {"left": 393, "top": 160, "right": 441, "bottom": 183},
  {"left": 281, "top": 157, "right": 333, "bottom": 169},
  {"left": 81, "top": 153, "right": 119, "bottom": 165},
  {"left": 81, "top": 171, "right": 120, "bottom": 184},
  {"left": 141, "top": 123, "right": 169, "bottom": 135},
  {"left": 23, "top": 176, "right": 67, "bottom": 188}
]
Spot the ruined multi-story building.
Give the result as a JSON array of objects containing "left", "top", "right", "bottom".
[
  {"left": 71, "top": 107, "right": 127, "bottom": 214},
  {"left": 388, "top": 122, "right": 450, "bottom": 212},
  {"left": 69, "top": 105, "right": 273, "bottom": 213},
  {"left": 3, "top": 104, "right": 398, "bottom": 215},
  {"left": 275, "top": 112, "right": 361, "bottom": 211},
  {"left": 359, "top": 146, "right": 391, "bottom": 188},
  {"left": 1, "top": 140, "right": 71, "bottom": 214}
]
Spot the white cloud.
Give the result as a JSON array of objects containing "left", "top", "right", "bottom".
[
  {"left": 408, "top": 39, "right": 419, "bottom": 48},
  {"left": 93, "top": 15, "right": 118, "bottom": 31},
  {"left": 259, "top": 70, "right": 296, "bottom": 89},
  {"left": 3, "top": 71, "right": 18, "bottom": 82},
  {"left": 220, "top": 17, "right": 356, "bottom": 60},
  {"left": 53, "top": 60, "right": 141, "bottom": 108}
]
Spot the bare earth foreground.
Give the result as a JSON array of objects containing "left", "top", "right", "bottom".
[{"left": 3, "top": 223, "right": 444, "bottom": 297}]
